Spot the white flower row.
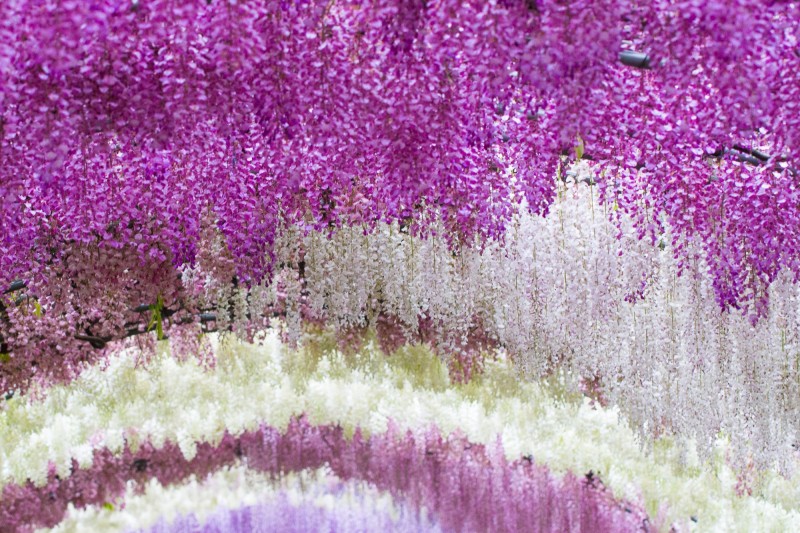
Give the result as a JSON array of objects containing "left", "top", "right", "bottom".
[{"left": 4, "top": 333, "right": 800, "bottom": 531}]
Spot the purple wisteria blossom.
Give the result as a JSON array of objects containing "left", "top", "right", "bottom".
[
  {"left": 134, "top": 488, "right": 442, "bottom": 533},
  {"left": 1, "top": 1, "right": 799, "bottom": 392}
]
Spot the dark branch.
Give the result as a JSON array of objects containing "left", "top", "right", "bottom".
[
  {"left": 3, "top": 280, "right": 26, "bottom": 294},
  {"left": 732, "top": 145, "right": 770, "bottom": 163},
  {"left": 619, "top": 50, "right": 651, "bottom": 69}
]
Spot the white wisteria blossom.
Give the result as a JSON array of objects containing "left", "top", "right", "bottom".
[{"left": 226, "top": 178, "right": 800, "bottom": 469}]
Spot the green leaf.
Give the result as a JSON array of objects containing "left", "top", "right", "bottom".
[
  {"left": 575, "top": 135, "right": 585, "bottom": 160},
  {"left": 148, "top": 295, "right": 165, "bottom": 341}
]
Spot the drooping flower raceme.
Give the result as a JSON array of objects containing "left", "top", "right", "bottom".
[
  {"left": 229, "top": 182, "right": 800, "bottom": 469},
  {"left": 2, "top": 1, "right": 800, "bottom": 392}
]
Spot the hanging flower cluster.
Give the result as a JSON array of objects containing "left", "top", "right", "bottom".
[
  {"left": 178, "top": 182, "right": 800, "bottom": 468},
  {"left": 6, "top": 178, "right": 800, "bottom": 467},
  {"left": 2, "top": 1, "right": 799, "bottom": 380},
  {"left": 3, "top": 2, "right": 800, "bottom": 531}
]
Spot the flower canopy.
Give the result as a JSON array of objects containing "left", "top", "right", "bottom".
[{"left": 1, "top": 1, "right": 800, "bottom": 532}]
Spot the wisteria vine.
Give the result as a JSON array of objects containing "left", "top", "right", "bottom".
[
  {"left": 3, "top": 5, "right": 800, "bottom": 530},
  {"left": 1, "top": 2, "right": 799, "bottom": 391}
]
